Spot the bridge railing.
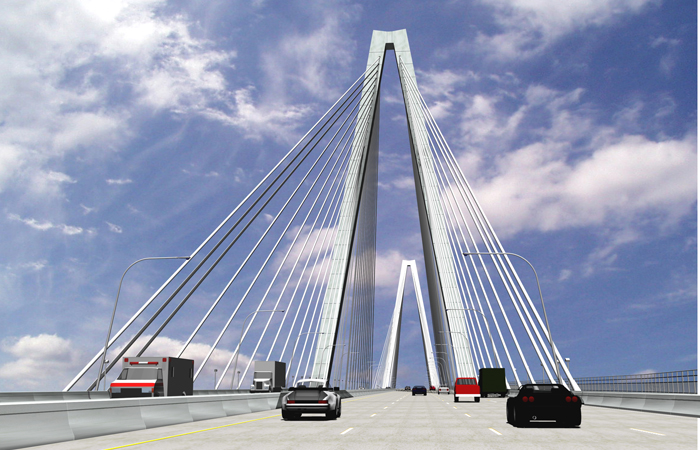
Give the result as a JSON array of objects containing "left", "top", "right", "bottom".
[{"left": 510, "top": 369, "right": 697, "bottom": 394}]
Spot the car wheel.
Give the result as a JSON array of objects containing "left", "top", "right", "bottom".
[
  {"left": 565, "top": 409, "right": 581, "bottom": 427},
  {"left": 475, "top": 397, "right": 480, "bottom": 403},
  {"left": 326, "top": 408, "right": 337, "bottom": 420},
  {"left": 412, "top": 393, "right": 415, "bottom": 396},
  {"left": 337, "top": 400, "right": 342, "bottom": 418},
  {"left": 507, "top": 404, "right": 513, "bottom": 424},
  {"left": 424, "top": 393, "right": 427, "bottom": 396},
  {"left": 454, "top": 396, "right": 458, "bottom": 403}
]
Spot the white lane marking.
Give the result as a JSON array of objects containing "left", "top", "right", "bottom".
[
  {"left": 464, "top": 413, "right": 471, "bottom": 417},
  {"left": 489, "top": 428, "right": 502, "bottom": 436},
  {"left": 453, "top": 406, "right": 457, "bottom": 409},
  {"left": 341, "top": 428, "right": 354, "bottom": 435},
  {"left": 371, "top": 413, "right": 377, "bottom": 417},
  {"left": 383, "top": 406, "right": 388, "bottom": 409},
  {"left": 630, "top": 428, "right": 665, "bottom": 436}
]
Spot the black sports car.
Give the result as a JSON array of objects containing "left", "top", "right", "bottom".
[
  {"left": 281, "top": 379, "right": 341, "bottom": 420},
  {"left": 507, "top": 384, "right": 582, "bottom": 427},
  {"left": 412, "top": 385, "right": 427, "bottom": 396}
]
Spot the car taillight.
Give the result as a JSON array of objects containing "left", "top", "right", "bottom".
[
  {"left": 522, "top": 397, "right": 528, "bottom": 402},
  {"left": 565, "top": 396, "right": 571, "bottom": 402},
  {"left": 529, "top": 396, "right": 534, "bottom": 402},
  {"left": 572, "top": 396, "right": 578, "bottom": 402},
  {"left": 319, "top": 400, "right": 328, "bottom": 404},
  {"left": 287, "top": 400, "right": 295, "bottom": 404}
]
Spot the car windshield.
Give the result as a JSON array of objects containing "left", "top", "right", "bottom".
[
  {"left": 413, "top": 386, "right": 425, "bottom": 389},
  {"left": 117, "top": 368, "right": 158, "bottom": 380},
  {"left": 456, "top": 378, "right": 476, "bottom": 385}
]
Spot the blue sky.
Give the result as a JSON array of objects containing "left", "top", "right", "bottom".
[{"left": 0, "top": 0, "right": 695, "bottom": 391}]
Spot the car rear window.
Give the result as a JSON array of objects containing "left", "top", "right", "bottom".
[
  {"left": 521, "top": 384, "right": 562, "bottom": 393},
  {"left": 456, "top": 378, "right": 476, "bottom": 385}
]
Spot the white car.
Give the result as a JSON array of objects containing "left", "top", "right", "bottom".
[
  {"left": 438, "top": 386, "right": 450, "bottom": 395},
  {"left": 281, "top": 378, "right": 342, "bottom": 420}
]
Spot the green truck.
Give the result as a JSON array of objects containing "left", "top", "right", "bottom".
[{"left": 478, "top": 368, "right": 508, "bottom": 397}]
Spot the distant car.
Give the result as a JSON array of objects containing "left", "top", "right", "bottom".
[
  {"left": 438, "top": 386, "right": 449, "bottom": 395},
  {"left": 454, "top": 377, "right": 480, "bottom": 403},
  {"left": 412, "top": 385, "right": 427, "bottom": 396},
  {"left": 507, "top": 384, "right": 582, "bottom": 427},
  {"left": 281, "top": 379, "right": 341, "bottom": 420},
  {"left": 404, "top": 386, "right": 411, "bottom": 391},
  {"left": 429, "top": 386, "right": 436, "bottom": 391}
]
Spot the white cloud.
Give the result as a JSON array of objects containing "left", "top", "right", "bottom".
[
  {"left": 106, "top": 178, "right": 133, "bottom": 185},
  {"left": 0, "top": 334, "right": 83, "bottom": 390},
  {"left": 8, "top": 213, "right": 84, "bottom": 235},
  {"left": 0, "top": 0, "right": 235, "bottom": 198},
  {"left": 106, "top": 222, "right": 123, "bottom": 233},
  {"left": 475, "top": 0, "right": 657, "bottom": 59},
  {"left": 474, "top": 133, "right": 696, "bottom": 238}
]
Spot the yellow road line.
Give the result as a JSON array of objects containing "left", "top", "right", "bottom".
[
  {"left": 489, "top": 428, "right": 502, "bottom": 436},
  {"left": 630, "top": 428, "right": 665, "bottom": 436},
  {"left": 341, "top": 427, "right": 354, "bottom": 435},
  {"left": 104, "top": 391, "right": 388, "bottom": 449},
  {"left": 103, "top": 414, "right": 280, "bottom": 449},
  {"left": 371, "top": 413, "right": 377, "bottom": 417},
  {"left": 464, "top": 413, "right": 471, "bottom": 417}
]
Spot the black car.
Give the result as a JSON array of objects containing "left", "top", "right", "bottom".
[
  {"left": 412, "top": 385, "right": 427, "bottom": 396},
  {"left": 281, "top": 379, "right": 341, "bottom": 420},
  {"left": 404, "top": 386, "right": 411, "bottom": 391},
  {"left": 507, "top": 384, "right": 582, "bottom": 427}
]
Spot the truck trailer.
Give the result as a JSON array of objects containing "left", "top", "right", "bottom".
[
  {"left": 479, "top": 368, "right": 508, "bottom": 397},
  {"left": 250, "top": 360, "right": 286, "bottom": 392},
  {"left": 109, "top": 357, "right": 194, "bottom": 398}
]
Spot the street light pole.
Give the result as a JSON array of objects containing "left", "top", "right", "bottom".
[
  {"left": 462, "top": 251, "right": 562, "bottom": 384},
  {"left": 214, "top": 369, "right": 218, "bottom": 388},
  {"left": 230, "top": 309, "right": 284, "bottom": 389},
  {"left": 96, "top": 256, "right": 190, "bottom": 391}
]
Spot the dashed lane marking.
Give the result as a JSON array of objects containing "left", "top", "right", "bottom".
[
  {"left": 341, "top": 428, "right": 354, "bottom": 435},
  {"left": 371, "top": 413, "right": 377, "bottom": 417},
  {"left": 489, "top": 428, "right": 503, "bottom": 436},
  {"left": 464, "top": 413, "right": 471, "bottom": 417},
  {"left": 630, "top": 428, "right": 665, "bottom": 436}
]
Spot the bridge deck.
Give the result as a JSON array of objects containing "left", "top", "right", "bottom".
[{"left": 27, "top": 391, "right": 696, "bottom": 449}]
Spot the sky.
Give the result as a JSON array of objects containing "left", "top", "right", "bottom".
[{"left": 0, "top": 0, "right": 696, "bottom": 391}]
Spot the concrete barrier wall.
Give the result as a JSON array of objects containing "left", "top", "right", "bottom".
[
  {"left": 0, "top": 388, "right": 387, "bottom": 449},
  {"left": 0, "top": 393, "right": 282, "bottom": 450},
  {"left": 581, "top": 391, "right": 700, "bottom": 418}
]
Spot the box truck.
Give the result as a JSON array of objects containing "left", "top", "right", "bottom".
[{"left": 479, "top": 368, "right": 508, "bottom": 397}]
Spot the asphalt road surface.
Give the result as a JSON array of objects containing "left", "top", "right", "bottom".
[{"left": 27, "top": 391, "right": 697, "bottom": 449}]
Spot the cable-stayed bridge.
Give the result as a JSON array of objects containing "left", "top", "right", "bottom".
[
  {"left": 63, "top": 29, "right": 577, "bottom": 395},
  {"left": 1, "top": 29, "right": 698, "bottom": 450}
]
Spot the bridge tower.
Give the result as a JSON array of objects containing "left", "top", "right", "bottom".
[{"left": 312, "top": 30, "right": 476, "bottom": 385}]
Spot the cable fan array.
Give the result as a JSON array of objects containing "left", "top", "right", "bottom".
[
  {"left": 67, "top": 60, "right": 382, "bottom": 392},
  {"left": 396, "top": 58, "right": 578, "bottom": 390}
]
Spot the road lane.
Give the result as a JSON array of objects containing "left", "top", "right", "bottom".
[{"left": 26, "top": 391, "right": 697, "bottom": 449}]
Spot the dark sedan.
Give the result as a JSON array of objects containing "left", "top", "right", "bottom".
[
  {"left": 412, "top": 385, "right": 427, "bottom": 396},
  {"left": 507, "top": 384, "right": 582, "bottom": 427}
]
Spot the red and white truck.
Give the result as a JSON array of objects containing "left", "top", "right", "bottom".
[
  {"left": 454, "top": 377, "right": 481, "bottom": 403},
  {"left": 108, "top": 357, "right": 194, "bottom": 398}
]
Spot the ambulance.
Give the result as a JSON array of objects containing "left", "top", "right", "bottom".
[{"left": 108, "top": 357, "right": 194, "bottom": 398}]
